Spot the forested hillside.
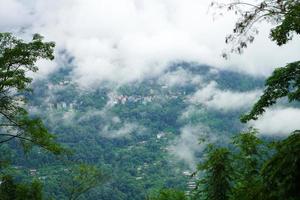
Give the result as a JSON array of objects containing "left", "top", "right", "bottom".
[{"left": 5, "top": 61, "right": 265, "bottom": 199}]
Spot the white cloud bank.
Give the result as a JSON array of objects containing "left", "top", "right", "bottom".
[
  {"left": 0, "top": 0, "right": 32, "bottom": 30},
  {"left": 158, "top": 67, "right": 203, "bottom": 87},
  {"left": 102, "top": 122, "right": 143, "bottom": 138},
  {"left": 190, "top": 81, "right": 261, "bottom": 111},
  {"left": 1, "top": 0, "right": 300, "bottom": 87},
  {"left": 250, "top": 108, "right": 300, "bottom": 136}
]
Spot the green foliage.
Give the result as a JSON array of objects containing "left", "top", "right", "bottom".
[
  {"left": 215, "top": 2, "right": 300, "bottom": 198},
  {"left": 0, "top": 32, "right": 68, "bottom": 200},
  {"left": 62, "top": 163, "right": 108, "bottom": 200},
  {"left": 0, "top": 175, "right": 17, "bottom": 200},
  {"left": 148, "top": 188, "right": 188, "bottom": 200},
  {"left": 0, "top": 32, "right": 63, "bottom": 154},
  {"left": 0, "top": 144, "right": 14, "bottom": 169},
  {"left": 270, "top": 2, "right": 300, "bottom": 46},
  {"left": 194, "top": 145, "right": 232, "bottom": 200},
  {"left": 0, "top": 175, "right": 43, "bottom": 200},
  {"left": 211, "top": 0, "right": 300, "bottom": 55},
  {"left": 229, "top": 129, "right": 266, "bottom": 200},
  {"left": 241, "top": 61, "right": 300, "bottom": 122},
  {"left": 261, "top": 131, "right": 300, "bottom": 200},
  {"left": 214, "top": 0, "right": 300, "bottom": 123},
  {"left": 191, "top": 129, "right": 300, "bottom": 200}
]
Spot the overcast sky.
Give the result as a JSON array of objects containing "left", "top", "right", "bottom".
[{"left": 1, "top": 0, "right": 300, "bottom": 86}]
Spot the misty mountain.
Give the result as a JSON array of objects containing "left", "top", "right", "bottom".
[{"left": 16, "top": 62, "right": 264, "bottom": 199}]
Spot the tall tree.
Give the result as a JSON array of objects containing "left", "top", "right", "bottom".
[
  {"left": 193, "top": 145, "right": 232, "bottom": 200},
  {"left": 0, "top": 32, "right": 64, "bottom": 200},
  {"left": 230, "top": 129, "right": 266, "bottom": 200},
  {"left": 0, "top": 32, "right": 62, "bottom": 153},
  {"left": 261, "top": 131, "right": 300, "bottom": 200},
  {"left": 210, "top": 0, "right": 300, "bottom": 120},
  {"left": 241, "top": 60, "right": 300, "bottom": 122},
  {"left": 212, "top": 1, "right": 300, "bottom": 199},
  {"left": 211, "top": 0, "right": 300, "bottom": 56}
]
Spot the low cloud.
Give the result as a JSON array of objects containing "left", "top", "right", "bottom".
[
  {"left": 158, "top": 67, "right": 203, "bottom": 87},
  {"left": 169, "top": 125, "right": 214, "bottom": 169},
  {"left": 2, "top": 0, "right": 300, "bottom": 87},
  {"left": 190, "top": 81, "right": 261, "bottom": 112},
  {"left": 102, "top": 122, "right": 144, "bottom": 138},
  {"left": 0, "top": 0, "right": 32, "bottom": 30},
  {"left": 77, "top": 96, "right": 146, "bottom": 138},
  {"left": 249, "top": 108, "right": 300, "bottom": 136}
]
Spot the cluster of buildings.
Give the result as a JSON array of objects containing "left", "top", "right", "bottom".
[
  {"left": 182, "top": 170, "right": 197, "bottom": 195},
  {"left": 108, "top": 94, "right": 156, "bottom": 105},
  {"left": 108, "top": 92, "right": 185, "bottom": 106},
  {"left": 47, "top": 102, "right": 76, "bottom": 110},
  {"left": 44, "top": 78, "right": 189, "bottom": 112}
]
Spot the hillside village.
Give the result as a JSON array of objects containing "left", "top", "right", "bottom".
[{"left": 44, "top": 80, "right": 188, "bottom": 111}]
